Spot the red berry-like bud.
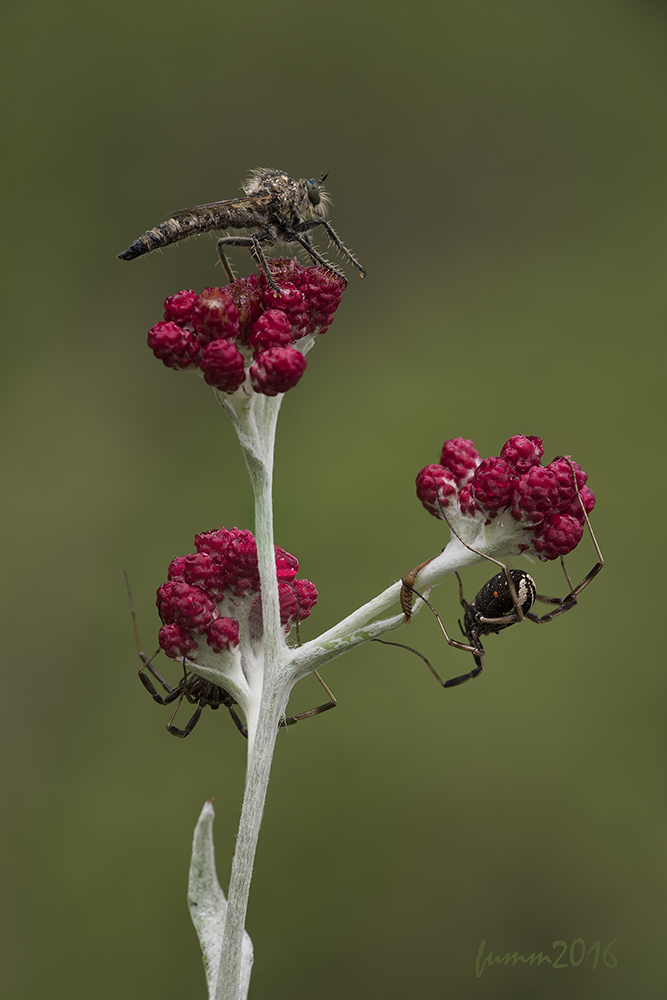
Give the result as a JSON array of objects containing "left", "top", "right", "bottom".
[
  {"left": 156, "top": 581, "right": 218, "bottom": 634},
  {"left": 546, "top": 456, "right": 589, "bottom": 520},
  {"left": 261, "top": 281, "right": 309, "bottom": 333},
  {"left": 182, "top": 552, "right": 226, "bottom": 601},
  {"left": 532, "top": 513, "right": 584, "bottom": 560},
  {"left": 439, "top": 438, "right": 480, "bottom": 485},
  {"left": 163, "top": 289, "right": 198, "bottom": 324},
  {"left": 191, "top": 287, "right": 239, "bottom": 343},
  {"left": 500, "top": 435, "right": 544, "bottom": 475},
  {"left": 469, "top": 457, "right": 516, "bottom": 514},
  {"left": 416, "top": 464, "right": 458, "bottom": 518},
  {"left": 279, "top": 578, "right": 318, "bottom": 627},
  {"left": 274, "top": 545, "right": 299, "bottom": 583},
  {"left": 200, "top": 339, "right": 247, "bottom": 393},
  {"left": 195, "top": 527, "right": 232, "bottom": 559},
  {"left": 250, "top": 347, "right": 307, "bottom": 396},
  {"left": 458, "top": 483, "right": 477, "bottom": 516},
  {"left": 293, "top": 578, "right": 318, "bottom": 618},
  {"left": 257, "top": 260, "right": 344, "bottom": 335},
  {"left": 511, "top": 465, "right": 559, "bottom": 524},
  {"left": 158, "top": 622, "right": 198, "bottom": 659},
  {"left": 167, "top": 556, "right": 187, "bottom": 581},
  {"left": 224, "top": 529, "right": 260, "bottom": 596},
  {"left": 299, "top": 268, "right": 345, "bottom": 334},
  {"left": 250, "top": 309, "right": 294, "bottom": 354},
  {"left": 148, "top": 321, "right": 201, "bottom": 369},
  {"left": 205, "top": 616, "right": 240, "bottom": 653},
  {"left": 573, "top": 485, "right": 596, "bottom": 520},
  {"left": 260, "top": 258, "right": 302, "bottom": 286},
  {"left": 414, "top": 436, "right": 596, "bottom": 564}
]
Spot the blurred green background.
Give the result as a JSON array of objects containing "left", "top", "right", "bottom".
[{"left": 2, "top": 0, "right": 665, "bottom": 997}]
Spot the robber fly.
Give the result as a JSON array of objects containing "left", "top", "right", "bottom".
[{"left": 117, "top": 167, "right": 366, "bottom": 291}]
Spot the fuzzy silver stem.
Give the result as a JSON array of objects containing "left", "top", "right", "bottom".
[{"left": 212, "top": 389, "right": 289, "bottom": 1000}]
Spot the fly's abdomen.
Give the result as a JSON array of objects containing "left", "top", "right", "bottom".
[
  {"left": 117, "top": 204, "right": 261, "bottom": 261},
  {"left": 117, "top": 217, "right": 196, "bottom": 260}
]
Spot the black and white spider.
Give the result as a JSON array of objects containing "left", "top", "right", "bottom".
[
  {"left": 126, "top": 577, "right": 336, "bottom": 739},
  {"left": 380, "top": 458, "right": 604, "bottom": 688}
]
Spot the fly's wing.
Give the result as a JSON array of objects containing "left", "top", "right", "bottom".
[
  {"left": 169, "top": 193, "right": 274, "bottom": 217},
  {"left": 118, "top": 194, "right": 275, "bottom": 260}
]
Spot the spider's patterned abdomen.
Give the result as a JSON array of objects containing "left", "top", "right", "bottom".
[{"left": 468, "top": 570, "right": 537, "bottom": 636}]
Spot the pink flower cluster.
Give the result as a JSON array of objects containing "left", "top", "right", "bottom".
[
  {"left": 155, "top": 526, "right": 318, "bottom": 659},
  {"left": 147, "top": 259, "right": 344, "bottom": 397},
  {"left": 416, "top": 435, "right": 596, "bottom": 561}
]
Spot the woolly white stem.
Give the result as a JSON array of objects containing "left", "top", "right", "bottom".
[{"left": 212, "top": 389, "right": 291, "bottom": 1000}]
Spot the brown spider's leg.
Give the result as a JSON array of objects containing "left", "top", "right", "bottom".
[
  {"left": 374, "top": 637, "right": 486, "bottom": 688},
  {"left": 525, "top": 602, "right": 577, "bottom": 624},
  {"left": 139, "top": 650, "right": 180, "bottom": 694},
  {"left": 280, "top": 671, "right": 337, "bottom": 727},
  {"left": 166, "top": 698, "right": 202, "bottom": 739},
  {"left": 125, "top": 571, "right": 181, "bottom": 703},
  {"left": 525, "top": 457, "right": 604, "bottom": 623},
  {"left": 455, "top": 571, "right": 472, "bottom": 614},
  {"left": 138, "top": 663, "right": 182, "bottom": 706},
  {"left": 126, "top": 572, "right": 162, "bottom": 671},
  {"left": 560, "top": 555, "right": 575, "bottom": 593},
  {"left": 399, "top": 578, "right": 483, "bottom": 656},
  {"left": 441, "top": 653, "right": 485, "bottom": 688},
  {"left": 455, "top": 572, "right": 472, "bottom": 639},
  {"left": 226, "top": 705, "right": 248, "bottom": 740},
  {"left": 558, "top": 457, "right": 605, "bottom": 600},
  {"left": 527, "top": 563, "right": 602, "bottom": 623},
  {"left": 396, "top": 584, "right": 484, "bottom": 668},
  {"left": 279, "top": 585, "right": 337, "bottom": 729}
]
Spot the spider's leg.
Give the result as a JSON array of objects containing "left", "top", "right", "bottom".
[
  {"left": 280, "top": 671, "right": 337, "bottom": 727},
  {"left": 166, "top": 698, "right": 202, "bottom": 739},
  {"left": 560, "top": 555, "right": 575, "bottom": 593},
  {"left": 525, "top": 457, "right": 604, "bottom": 624},
  {"left": 138, "top": 660, "right": 181, "bottom": 705},
  {"left": 560, "top": 456, "right": 605, "bottom": 596},
  {"left": 375, "top": 636, "right": 486, "bottom": 688},
  {"left": 399, "top": 579, "right": 483, "bottom": 656},
  {"left": 442, "top": 652, "right": 485, "bottom": 688},
  {"left": 125, "top": 572, "right": 181, "bottom": 703},
  {"left": 275, "top": 584, "right": 338, "bottom": 730},
  {"left": 455, "top": 571, "right": 472, "bottom": 613},
  {"left": 226, "top": 704, "right": 249, "bottom": 739}
]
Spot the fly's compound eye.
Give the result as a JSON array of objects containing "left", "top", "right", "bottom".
[{"left": 306, "top": 178, "right": 321, "bottom": 206}]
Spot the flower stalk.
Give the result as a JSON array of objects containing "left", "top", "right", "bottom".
[{"left": 212, "top": 390, "right": 283, "bottom": 1000}]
